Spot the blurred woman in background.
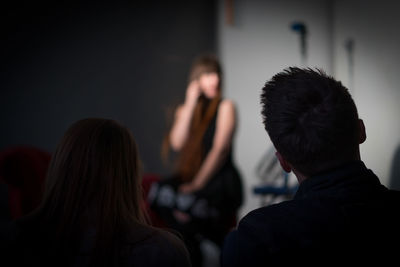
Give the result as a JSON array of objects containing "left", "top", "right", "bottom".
[{"left": 148, "top": 54, "right": 243, "bottom": 266}]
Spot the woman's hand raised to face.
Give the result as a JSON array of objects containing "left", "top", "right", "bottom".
[{"left": 184, "top": 80, "right": 201, "bottom": 108}]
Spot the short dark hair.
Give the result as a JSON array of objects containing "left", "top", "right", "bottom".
[{"left": 260, "top": 67, "right": 360, "bottom": 176}]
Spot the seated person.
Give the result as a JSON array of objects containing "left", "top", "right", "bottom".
[
  {"left": 1, "top": 118, "right": 191, "bottom": 267},
  {"left": 222, "top": 67, "right": 400, "bottom": 266},
  {"left": 148, "top": 54, "right": 243, "bottom": 266}
]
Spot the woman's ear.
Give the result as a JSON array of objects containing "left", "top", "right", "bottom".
[
  {"left": 275, "top": 151, "right": 292, "bottom": 173},
  {"left": 359, "top": 119, "right": 366, "bottom": 144}
]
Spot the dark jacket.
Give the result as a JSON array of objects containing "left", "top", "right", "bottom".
[{"left": 222, "top": 161, "right": 400, "bottom": 266}]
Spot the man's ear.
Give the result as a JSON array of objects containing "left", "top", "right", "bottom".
[
  {"left": 359, "top": 119, "right": 366, "bottom": 144},
  {"left": 275, "top": 151, "right": 292, "bottom": 173}
]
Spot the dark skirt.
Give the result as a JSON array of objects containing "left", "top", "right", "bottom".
[{"left": 147, "top": 164, "right": 243, "bottom": 247}]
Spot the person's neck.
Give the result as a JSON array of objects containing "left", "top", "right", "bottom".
[
  {"left": 294, "top": 157, "right": 363, "bottom": 184},
  {"left": 293, "top": 169, "right": 308, "bottom": 184}
]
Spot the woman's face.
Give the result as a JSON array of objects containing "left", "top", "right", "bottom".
[{"left": 198, "top": 72, "right": 220, "bottom": 99}]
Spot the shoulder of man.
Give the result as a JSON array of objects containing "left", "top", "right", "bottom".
[
  {"left": 239, "top": 200, "right": 298, "bottom": 230},
  {"left": 221, "top": 200, "right": 298, "bottom": 267}
]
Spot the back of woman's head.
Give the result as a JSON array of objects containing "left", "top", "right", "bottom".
[{"left": 43, "top": 118, "right": 146, "bottom": 240}]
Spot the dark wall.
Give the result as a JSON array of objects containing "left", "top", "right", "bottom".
[{"left": 1, "top": 0, "right": 217, "bottom": 175}]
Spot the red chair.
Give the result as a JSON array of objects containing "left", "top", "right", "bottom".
[
  {"left": 0, "top": 146, "right": 51, "bottom": 220},
  {"left": 141, "top": 173, "right": 166, "bottom": 227}
]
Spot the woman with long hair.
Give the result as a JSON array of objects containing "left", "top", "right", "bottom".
[
  {"left": 149, "top": 54, "right": 243, "bottom": 266},
  {"left": 1, "top": 118, "right": 191, "bottom": 267}
]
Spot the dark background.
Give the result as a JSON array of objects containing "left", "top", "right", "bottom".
[{"left": 0, "top": 0, "right": 217, "bottom": 176}]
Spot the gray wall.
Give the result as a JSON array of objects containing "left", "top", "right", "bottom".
[
  {"left": 1, "top": 0, "right": 217, "bottom": 176},
  {"left": 217, "top": 0, "right": 333, "bottom": 218},
  {"left": 218, "top": 0, "right": 400, "bottom": 218},
  {"left": 333, "top": 0, "right": 400, "bottom": 189}
]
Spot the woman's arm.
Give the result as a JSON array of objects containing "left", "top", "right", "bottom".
[
  {"left": 180, "top": 99, "right": 237, "bottom": 193},
  {"left": 169, "top": 80, "right": 200, "bottom": 151}
]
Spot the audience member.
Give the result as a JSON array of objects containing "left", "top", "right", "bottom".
[
  {"left": 221, "top": 67, "right": 400, "bottom": 266},
  {"left": 0, "top": 118, "right": 191, "bottom": 267}
]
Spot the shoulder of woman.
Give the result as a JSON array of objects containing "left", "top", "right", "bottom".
[
  {"left": 153, "top": 227, "right": 187, "bottom": 248},
  {"left": 219, "top": 99, "right": 236, "bottom": 111},
  {"left": 123, "top": 225, "right": 191, "bottom": 266},
  {"left": 217, "top": 99, "right": 237, "bottom": 119},
  {"left": 151, "top": 227, "right": 189, "bottom": 256}
]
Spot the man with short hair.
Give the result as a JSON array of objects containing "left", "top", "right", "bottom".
[{"left": 221, "top": 67, "right": 400, "bottom": 266}]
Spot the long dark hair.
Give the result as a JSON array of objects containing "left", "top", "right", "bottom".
[
  {"left": 40, "top": 118, "right": 147, "bottom": 265},
  {"left": 162, "top": 54, "right": 223, "bottom": 182}
]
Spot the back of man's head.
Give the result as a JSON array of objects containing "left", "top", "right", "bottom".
[{"left": 260, "top": 67, "right": 361, "bottom": 176}]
